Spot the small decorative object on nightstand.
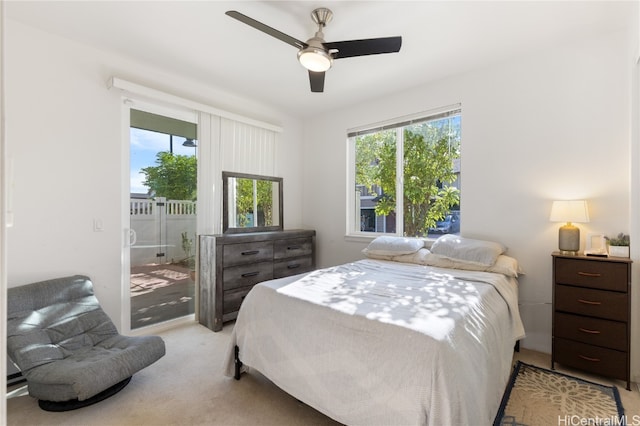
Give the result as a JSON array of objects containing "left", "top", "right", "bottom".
[
  {"left": 549, "top": 200, "right": 590, "bottom": 255},
  {"left": 552, "top": 252, "right": 632, "bottom": 390},
  {"left": 606, "top": 233, "right": 630, "bottom": 258}
]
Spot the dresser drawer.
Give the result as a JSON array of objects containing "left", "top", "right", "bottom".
[
  {"left": 223, "top": 262, "right": 273, "bottom": 291},
  {"left": 223, "top": 241, "right": 273, "bottom": 267},
  {"left": 274, "top": 237, "right": 313, "bottom": 260},
  {"left": 554, "top": 338, "right": 627, "bottom": 382},
  {"left": 223, "top": 286, "right": 252, "bottom": 315},
  {"left": 555, "top": 257, "right": 628, "bottom": 292},
  {"left": 554, "top": 312, "right": 627, "bottom": 351},
  {"left": 274, "top": 256, "right": 314, "bottom": 279},
  {"left": 555, "top": 284, "right": 627, "bottom": 321}
]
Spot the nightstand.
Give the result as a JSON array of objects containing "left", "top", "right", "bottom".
[{"left": 552, "top": 252, "right": 632, "bottom": 390}]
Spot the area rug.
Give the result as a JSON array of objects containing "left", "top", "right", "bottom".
[{"left": 494, "top": 361, "right": 625, "bottom": 426}]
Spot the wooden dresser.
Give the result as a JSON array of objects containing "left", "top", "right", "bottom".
[
  {"left": 552, "top": 252, "right": 632, "bottom": 390},
  {"left": 199, "top": 230, "right": 316, "bottom": 332}
]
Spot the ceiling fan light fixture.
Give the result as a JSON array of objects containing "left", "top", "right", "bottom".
[{"left": 298, "top": 48, "right": 332, "bottom": 72}]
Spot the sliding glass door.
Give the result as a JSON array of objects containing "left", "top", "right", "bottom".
[{"left": 128, "top": 108, "right": 197, "bottom": 329}]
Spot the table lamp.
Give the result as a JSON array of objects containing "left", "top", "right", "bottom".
[{"left": 549, "top": 200, "right": 590, "bottom": 255}]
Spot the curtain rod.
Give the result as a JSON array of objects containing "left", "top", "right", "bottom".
[{"left": 107, "top": 77, "right": 283, "bottom": 133}]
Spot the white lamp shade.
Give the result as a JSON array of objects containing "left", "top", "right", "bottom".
[
  {"left": 549, "top": 200, "right": 590, "bottom": 223},
  {"left": 298, "top": 49, "right": 332, "bottom": 72}
]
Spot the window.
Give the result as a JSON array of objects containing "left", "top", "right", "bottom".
[{"left": 348, "top": 106, "right": 461, "bottom": 237}]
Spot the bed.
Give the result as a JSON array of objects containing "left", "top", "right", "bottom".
[{"left": 223, "top": 235, "right": 525, "bottom": 425}]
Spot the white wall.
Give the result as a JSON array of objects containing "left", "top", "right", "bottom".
[
  {"left": 0, "top": 0, "right": 8, "bottom": 420},
  {"left": 4, "top": 20, "right": 305, "bottom": 330},
  {"left": 302, "top": 29, "right": 636, "bottom": 374}
]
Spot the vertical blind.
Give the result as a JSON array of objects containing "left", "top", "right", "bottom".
[{"left": 220, "top": 118, "right": 276, "bottom": 176}]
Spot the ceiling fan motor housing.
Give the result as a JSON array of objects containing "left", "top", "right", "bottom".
[{"left": 311, "top": 8, "right": 333, "bottom": 27}]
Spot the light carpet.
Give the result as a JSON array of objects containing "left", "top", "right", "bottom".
[
  {"left": 7, "top": 323, "right": 640, "bottom": 425},
  {"left": 494, "top": 361, "right": 625, "bottom": 426}
]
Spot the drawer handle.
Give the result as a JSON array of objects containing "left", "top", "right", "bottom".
[
  {"left": 578, "top": 327, "right": 601, "bottom": 334},
  {"left": 578, "top": 354, "right": 601, "bottom": 363},
  {"left": 577, "top": 271, "right": 602, "bottom": 278},
  {"left": 241, "top": 271, "right": 259, "bottom": 278},
  {"left": 577, "top": 299, "right": 602, "bottom": 306},
  {"left": 241, "top": 250, "right": 260, "bottom": 256},
  {"left": 287, "top": 245, "right": 301, "bottom": 250},
  {"left": 287, "top": 264, "right": 301, "bottom": 269}
]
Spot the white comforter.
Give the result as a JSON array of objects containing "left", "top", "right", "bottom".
[{"left": 224, "top": 259, "right": 525, "bottom": 426}]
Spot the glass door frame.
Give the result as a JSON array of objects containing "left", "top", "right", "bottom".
[{"left": 120, "top": 97, "right": 200, "bottom": 334}]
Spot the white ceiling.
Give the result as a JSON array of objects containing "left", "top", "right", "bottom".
[{"left": 5, "top": 1, "right": 633, "bottom": 118}]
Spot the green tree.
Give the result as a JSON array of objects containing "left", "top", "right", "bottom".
[
  {"left": 235, "top": 178, "right": 273, "bottom": 227},
  {"left": 141, "top": 152, "right": 197, "bottom": 200},
  {"left": 256, "top": 179, "right": 274, "bottom": 225},
  {"left": 356, "top": 121, "right": 460, "bottom": 237}
]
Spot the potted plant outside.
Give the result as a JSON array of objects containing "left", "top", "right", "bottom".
[
  {"left": 181, "top": 232, "right": 196, "bottom": 280},
  {"left": 606, "top": 233, "right": 630, "bottom": 258}
]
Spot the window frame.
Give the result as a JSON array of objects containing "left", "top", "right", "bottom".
[{"left": 346, "top": 104, "right": 461, "bottom": 238}]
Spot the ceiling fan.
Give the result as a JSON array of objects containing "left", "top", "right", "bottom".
[{"left": 226, "top": 8, "right": 402, "bottom": 93}]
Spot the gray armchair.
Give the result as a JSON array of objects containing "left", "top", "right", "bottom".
[{"left": 7, "top": 275, "right": 166, "bottom": 411}]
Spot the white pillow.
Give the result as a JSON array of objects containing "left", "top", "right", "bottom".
[
  {"left": 487, "top": 255, "right": 522, "bottom": 278},
  {"left": 430, "top": 235, "right": 506, "bottom": 266},
  {"left": 422, "top": 252, "right": 520, "bottom": 277},
  {"left": 362, "top": 236, "right": 425, "bottom": 257},
  {"left": 421, "top": 252, "right": 465, "bottom": 269},
  {"left": 364, "top": 248, "right": 430, "bottom": 265}
]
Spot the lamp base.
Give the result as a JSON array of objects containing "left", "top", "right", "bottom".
[
  {"left": 558, "top": 223, "right": 580, "bottom": 254},
  {"left": 559, "top": 249, "right": 579, "bottom": 256}
]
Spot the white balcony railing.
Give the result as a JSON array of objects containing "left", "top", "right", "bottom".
[{"left": 130, "top": 198, "right": 196, "bottom": 216}]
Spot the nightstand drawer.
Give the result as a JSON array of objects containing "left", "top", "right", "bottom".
[
  {"left": 555, "top": 284, "right": 627, "bottom": 321},
  {"left": 554, "top": 312, "right": 627, "bottom": 351},
  {"left": 554, "top": 338, "right": 627, "bottom": 382},
  {"left": 555, "top": 257, "right": 628, "bottom": 292}
]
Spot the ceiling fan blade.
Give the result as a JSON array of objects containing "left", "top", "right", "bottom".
[
  {"left": 226, "top": 10, "right": 306, "bottom": 50},
  {"left": 324, "top": 36, "right": 402, "bottom": 59},
  {"left": 309, "top": 71, "right": 325, "bottom": 93}
]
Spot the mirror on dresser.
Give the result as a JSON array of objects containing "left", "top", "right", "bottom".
[{"left": 222, "top": 171, "right": 283, "bottom": 234}]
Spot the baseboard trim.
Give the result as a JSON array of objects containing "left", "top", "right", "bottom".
[{"left": 7, "top": 372, "right": 25, "bottom": 387}]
